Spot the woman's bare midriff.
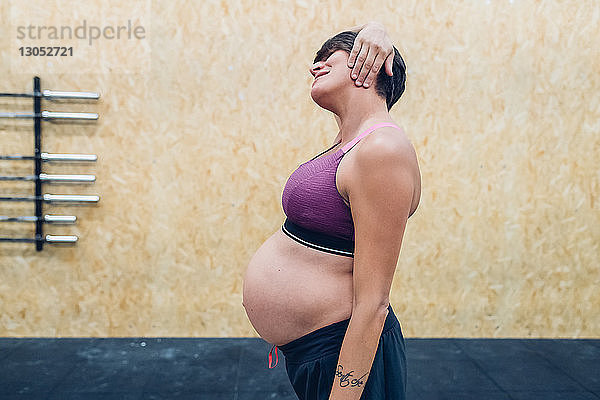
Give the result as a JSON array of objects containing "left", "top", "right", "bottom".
[{"left": 242, "top": 227, "right": 354, "bottom": 346}]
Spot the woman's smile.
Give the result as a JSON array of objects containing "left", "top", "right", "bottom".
[{"left": 312, "top": 71, "right": 330, "bottom": 85}]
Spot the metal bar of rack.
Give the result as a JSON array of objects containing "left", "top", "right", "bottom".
[
  {"left": 0, "top": 111, "right": 99, "bottom": 120},
  {"left": 0, "top": 174, "right": 96, "bottom": 182},
  {"left": 0, "top": 90, "right": 100, "bottom": 100},
  {"left": 0, "top": 153, "right": 98, "bottom": 162},
  {"left": 0, "top": 215, "right": 76, "bottom": 223}
]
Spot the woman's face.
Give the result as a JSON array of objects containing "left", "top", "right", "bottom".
[{"left": 309, "top": 49, "right": 352, "bottom": 111}]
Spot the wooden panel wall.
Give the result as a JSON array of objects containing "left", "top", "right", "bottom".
[{"left": 0, "top": 0, "right": 598, "bottom": 337}]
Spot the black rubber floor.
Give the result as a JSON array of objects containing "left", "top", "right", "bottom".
[{"left": 1, "top": 338, "right": 599, "bottom": 399}]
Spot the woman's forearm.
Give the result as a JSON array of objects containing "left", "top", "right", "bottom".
[
  {"left": 348, "top": 21, "right": 385, "bottom": 33},
  {"left": 328, "top": 306, "right": 389, "bottom": 400},
  {"left": 348, "top": 23, "right": 366, "bottom": 33}
]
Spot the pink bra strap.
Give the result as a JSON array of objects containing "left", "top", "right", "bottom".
[{"left": 341, "top": 122, "right": 401, "bottom": 153}]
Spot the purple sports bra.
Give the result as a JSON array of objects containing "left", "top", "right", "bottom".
[{"left": 281, "top": 122, "right": 402, "bottom": 255}]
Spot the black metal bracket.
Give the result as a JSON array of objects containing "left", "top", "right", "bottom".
[{"left": 34, "top": 77, "right": 43, "bottom": 251}]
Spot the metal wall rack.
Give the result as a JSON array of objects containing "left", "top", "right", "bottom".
[{"left": 0, "top": 76, "right": 100, "bottom": 250}]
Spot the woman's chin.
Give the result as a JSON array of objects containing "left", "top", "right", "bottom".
[
  {"left": 310, "top": 88, "right": 335, "bottom": 111},
  {"left": 310, "top": 84, "right": 323, "bottom": 99}
]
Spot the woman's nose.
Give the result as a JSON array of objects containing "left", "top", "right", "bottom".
[{"left": 310, "top": 61, "right": 324, "bottom": 77}]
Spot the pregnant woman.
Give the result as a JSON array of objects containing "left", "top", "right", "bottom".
[{"left": 243, "top": 22, "right": 421, "bottom": 400}]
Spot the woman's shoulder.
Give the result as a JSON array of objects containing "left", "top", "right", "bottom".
[{"left": 357, "top": 124, "right": 414, "bottom": 161}]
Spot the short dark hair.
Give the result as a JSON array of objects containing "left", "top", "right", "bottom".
[{"left": 313, "top": 31, "right": 406, "bottom": 111}]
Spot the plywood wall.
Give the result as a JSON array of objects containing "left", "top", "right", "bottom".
[{"left": 0, "top": 0, "right": 598, "bottom": 338}]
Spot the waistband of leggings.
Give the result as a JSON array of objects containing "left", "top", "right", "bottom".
[
  {"left": 277, "top": 304, "right": 398, "bottom": 364},
  {"left": 281, "top": 218, "right": 354, "bottom": 258}
]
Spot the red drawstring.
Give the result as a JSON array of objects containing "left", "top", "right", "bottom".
[{"left": 268, "top": 344, "right": 279, "bottom": 368}]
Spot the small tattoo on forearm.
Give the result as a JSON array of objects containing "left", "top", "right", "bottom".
[{"left": 335, "top": 364, "right": 368, "bottom": 388}]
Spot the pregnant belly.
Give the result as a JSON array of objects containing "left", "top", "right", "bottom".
[{"left": 242, "top": 228, "right": 354, "bottom": 346}]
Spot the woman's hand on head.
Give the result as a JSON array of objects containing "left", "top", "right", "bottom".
[{"left": 348, "top": 21, "right": 394, "bottom": 88}]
